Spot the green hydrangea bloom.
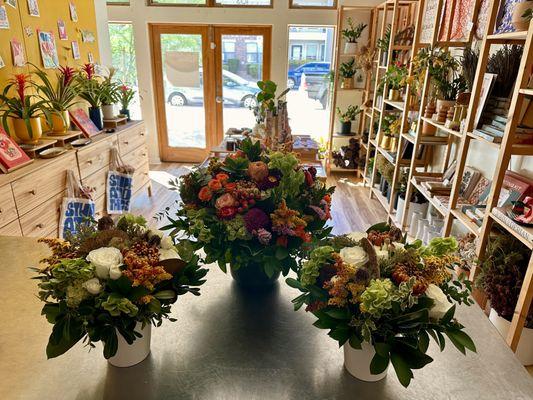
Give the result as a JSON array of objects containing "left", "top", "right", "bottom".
[
  {"left": 225, "top": 215, "right": 252, "bottom": 241},
  {"left": 186, "top": 208, "right": 214, "bottom": 243},
  {"left": 268, "top": 152, "right": 305, "bottom": 199},
  {"left": 301, "top": 246, "right": 334, "bottom": 286},
  {"left": 102, "top": 294, "right": 139, "bottom": 317},
  {"left": 360, "top": 278, "right": 395, "bottom": 318},
  {"left": 66, "top": 281, "right": 90, "bottom": 308}
]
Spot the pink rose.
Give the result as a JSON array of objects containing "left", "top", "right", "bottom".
[
  {"left": 215, "top": 193, "right": 237, "bottom": 209},
  {"left": 248, "top": 161, "right": 269, "bottom": 182}
]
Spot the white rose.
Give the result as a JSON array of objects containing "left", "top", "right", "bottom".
[
  {"left": 374, "top": 246, "right": 389, "bottom": 260},
  {"left": 159, "top": 248, "right": 179, "bottom": 261},
  {"left": 109, "top": 265, "right": 122, "bottom": 280},
  {"left": 347, "top": 232, "right": 367, "bottom": 243},
  {"left": 82, "top": 278, "right": 102, "bottom": 295},
  {"left": 87, "top": 247, "right": 123, "bottom": 279},
  {"left": 391, "top": 242, "right": 404, "bottom": 251},
  {"left": 160, "top": 236, "right": 174, "bottom": 250},
  {"left": 339, "top": 246, "right": 368, "bottom": 267},
  {"left": 426, "top": 284, "right": 453, "bottom": 320}
]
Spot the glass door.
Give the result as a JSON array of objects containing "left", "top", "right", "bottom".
[
  {"left": 150, "top": 25, "right": 216, "bottom": 162},
  {"left": 214, "top": 26, "right": 271, "bottom": 137}
]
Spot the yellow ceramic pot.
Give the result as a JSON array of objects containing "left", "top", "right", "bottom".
[
  {"left": 12, "top": 117, "right": 43, "bottom": 144},
  {"left": 380, "top": 135, "right": 391, "bottom": 150},
  {"left": 49, "top": 111, "right": 70, "bottom": 135},
  {"left": 390, "top": 136, "right": 399, "bottom": 153}
]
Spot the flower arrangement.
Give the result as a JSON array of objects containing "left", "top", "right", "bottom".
[
  {"left": 287, "top": 223, "right": 476, "bottom": 387},
  {"left": 341, "top": 18, "right": 367, "bottom": 44},
  {"left": 164, "top": 138, "right": 334, "bottom": 281},
  {"left": 32, "top": 215, "right": 207, "bottom": 359}
]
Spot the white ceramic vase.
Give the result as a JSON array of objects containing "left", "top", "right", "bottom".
[
  {"left": 108, "top": 323, "right": 152, "bottom": 368},
  {"left": 102, "top": 104, "right": 115, "bottom": 120},
  {"left": 416, "top": 219, "right": 429, "bottom": 241},
  {"left": 344, "top": 42, "right": 358, "bottom": 54},
  {"left": 344, "top": 342, "right": 389, "bottom": 381},
  {"left": 489, "top": 309, "right": 533, "bottom": 366},
  {"left": 408, "top": 211, "right": 423, "bottom": 238}
]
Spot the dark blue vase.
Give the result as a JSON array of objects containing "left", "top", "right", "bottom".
[
  {"left": 89, "top": 107, "right": 103, "bottom": 130},
  {"left": 120, "top": 108, "right": 131, "bottom": 122}
]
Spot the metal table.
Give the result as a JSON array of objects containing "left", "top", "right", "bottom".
[{"left": 1, "top": 236, "right": 532, "bottom": 400}]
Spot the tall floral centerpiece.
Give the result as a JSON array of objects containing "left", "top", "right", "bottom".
[
  {"left": 164, "top": 138, "right": 334, "bottom": 289},
  {"left": 33, "top": 215, "right": 207, "bottom": 367},
  {"left": 77, "top": 63, "right": 104, "bottom": 130},
  {"left": 32, "top": 65, "right": 79, "bottom": 135},
  {"left": 0, "top": 74, "right": 51, "bottom": 144},
  {"left": 287, "top": 223, "right": 476, "bottom": 386}
]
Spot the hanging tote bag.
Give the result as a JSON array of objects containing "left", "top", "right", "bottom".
[
  {"left": 59, "top": 170, "right": 96, "bottom": 238},
  {"left": 107, "top": 147, "right": 135, "bottom": 214}
]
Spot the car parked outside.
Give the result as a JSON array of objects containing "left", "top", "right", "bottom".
[{"left": 287, "top": 62, "right": 331, "bottom": 90}]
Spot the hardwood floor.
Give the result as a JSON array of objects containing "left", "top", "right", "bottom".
[{"left": 130, "top": 164, "right": 387, "bottom": 233}]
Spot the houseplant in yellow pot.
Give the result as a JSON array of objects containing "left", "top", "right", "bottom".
[
  {"left": 32, "top": 65, "right": 79, "bottom": 135},
  {"left": 0, "top": 74, "right": 50, "bottom": 144}
]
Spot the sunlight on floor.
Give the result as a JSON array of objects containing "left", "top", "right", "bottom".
[
  {"left": 148, "top": 170, "right": 180, "bottom": 189},
  {"left": 337, "top": 177, "right": 365, "bottom": 188}
]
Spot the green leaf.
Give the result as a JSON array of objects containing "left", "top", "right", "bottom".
[
  {"left": 390, "top": 352, "right": 414, "bottom": 387},
  {"left": 46, "top": 321, "right": 84, "bottom": 359},
  {"left": 349, "top": 334, "right": 362, "bottom": 349},
  {"left": 286, "top": 277, "right": 305, "bottom": 291},
  {"left": 440, "top": 304, "right": 456, "bottom": 325},
  {"left": 324, "top": 308, "right": 351, "bottom": 320},
  {"left": 374, "top": 342, "right": 391, "bottom": 358},
  {"left": 103, "top": 330, "right": 119, "bottom": 359},
  {"left": 218, "top": 259, "right": 227, "bottom": 273},
  {"left": 446, "top": 329, "right": 476, "bottom": 354},
  {"left": 419, "top": 330, "right": 430, "bottom": 353},
  {"left": 370, "top": 352, "right": 390, "bottom": 374},
  {"left": 264, "top": 261, "right": 276, "bottom": 278},
  {"left": 275, "top": 246, "right": 289, "bottom": 260},
  {"left": 42, "top": 303, "right": 61, "bottom": 323},
  {"left": 328, "top": 325, "right": 350, "bottom": 346}
]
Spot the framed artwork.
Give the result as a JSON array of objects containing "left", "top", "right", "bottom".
[
  {"left": 449, "top": 0, "right": 476, "bottom": 40},
  {"left": 71, "top": 40, "right": 80, "bottom": 60},
  {"left": 420, "top": 0, "right": 439, "bottom": 43},
  {"left": 69, "top": 1, "right": 77, "bottom": 22},
  {"left": 57, "top": 19, "right": 67, "bottom": 40},
  {"left": 0, "top": 6, "right": 9, "bottom": 29},
  {"left": 37, "top": 30, "right": 59, "bottom": 69},
  {"left": 5, "top": 0, "right": 17, "bottom": 9},
  {"left": 26, "top": 0, "right": 39, "bottom": 16},
  {"left": 10, "top": 38, "right": 25, "bottom": 67},
  {"left": 81, "top": 30, "right": 95, "bottom": 43},
  {"left": 70, "top": 109, "right": 101, "bottom": 137},
  {"left": 495, "top": 0, "right": 521, "bottom": 34},
  {"left": 0, "top": 127, "right": 32, "bottom": 173}
]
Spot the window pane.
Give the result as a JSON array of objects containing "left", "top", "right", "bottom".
[
  {"left": 108, "top": 23, "right": 142, "bottom": 120},
  {"left": 214, "top": 0, "right": 271, "bottom": 5},
  {"left": 290, "top": 0, "right": 335, "bottom": 7},
  {"left": 150, "top": 0, "right": 207, "bottom": 5}
]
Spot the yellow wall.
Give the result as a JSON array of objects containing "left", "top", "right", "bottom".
[{"left": 0, "top": 0, "right": 100, "bottom": 84}]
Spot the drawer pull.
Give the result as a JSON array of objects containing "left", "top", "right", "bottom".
[
  {"left": 0, "top": 208, "right": 3, "bottom": 213},
  {"left": 140, "top": 132, "right": 145, "bottom": 136},
  {"left": 29, "top": 189, "right": 36, "bottom": 195},
  {"left": 87, "top": 160, "right": 93, "bottom": 164},
  {"left": 36, "top": 223, "right": 44, "bottom": 229},
  {"left": 123, "top": 141, "right": 130, "bottom": 145},
  {"left": 142, "top": 153, "right": 147, "bottom": 157}
]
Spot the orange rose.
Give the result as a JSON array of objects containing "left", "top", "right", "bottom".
[
  {"left": 323, "top": 194, "right": 331, "bottom": 203},
  {"left": 225, "top": 182, "right": 237, "bottom": 191},
  {"left": 216, "top": 173, "right": 229, "bottom": 183},
  {"left": 198, "top": 187, "right": 212, "bottom": 202},
  {"left": 208, "top": 179, "right": 222, "bottom": 191},
  {"left": 215, "top": 193, "right": 237, "bottom": 209}
]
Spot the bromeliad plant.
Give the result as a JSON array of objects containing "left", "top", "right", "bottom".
[
  {"left": 77, "top": 63, "right": 104, "bottom": 108},
  {"left": 163, "top": 137, "right": 334, "bottom": 278},
  {"left": 119, "top": 85, "right": 135, "bottom": 111},
  {"left": 32, "top": 64, "right": 79, "bottom": 113},
  {"left": 287, "top": 223, "right": 476, "bottom": 387},
  {"left": 32, "top": 215, "right": 207, "bottom": 359}
]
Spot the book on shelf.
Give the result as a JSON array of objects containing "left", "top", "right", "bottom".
[
  {"left": 473, "top": 129, "right": 502, "bottom": 143},
  {"left": 492, "top": 206, "right": 533, "bottom": 242},
  {"left": 459, "top": 166, "right": 481, "bottom": 199},
  {"left": 461, "top": 205, "right": 486, "bottom": 227},
  {"left": 468, "top": 176, "right": 491, "bottom": 205},
  {"left": 498, "top": 170, "right": 533, "bottom": 207},
  {"left": 0, "top": 128, "right": 32, "bottom": 173}
]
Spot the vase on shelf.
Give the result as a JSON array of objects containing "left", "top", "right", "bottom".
[
  {"left": 102, "top": 104, "right": 115, "bottom": 120},
  {"left": 408, "top": 210, "right": 424, "bottom": 237},
  {"left": 230, "top": 262, "right": 280, "bottom": 290},
  {"left": 388, "top": 89, "right": 401, "bottom": 101},
  {"left": 389, "top": 136, "right": 398, "bottom": 153},
  {"left": 343, "top": 341, "right": 389, "bottom": 382},
  {"left": 342, "top": 77, "right": 354, "bottom": 89},
  {"left": 49, "top": 111, "right": 70, "bottom": 135},
  {"left": 380, "top": 135, "right": 391, "bottom": 150},
  {"left": 107, "top": 323, "right": 151, "bottom": 368},
  {"left": 340, "top": 121, "right": 352, "bottom": 136},
  {"left": 88, "top": 107, "right": 103, "bottom": 130},
  {"left": 120, "top": 108, "right": 131, "bottom": 122},
  {"left": 489, "top": 309, "right": 533, "bottom": 365},
  {"left": 12, "top": 117, "right": 43, "bottom": 145},
  {"left": 344, "top": 42, "right": 358, "bottom": 54},
  {"left": 436, "top": 99, "right": 455, "bottom": 123},
  {"left": 422, "top": 103, "right": 437, "bottom": 135},
  {"left": 512, "top": 1, "right": 532, "bottom": 31}
]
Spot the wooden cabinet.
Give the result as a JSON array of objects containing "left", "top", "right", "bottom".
[{"left": 0, "top": 121, "right": 151, "bottom": 238}]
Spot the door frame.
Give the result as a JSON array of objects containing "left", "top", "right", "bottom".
[{"left": 149, "top": 23, "right": 271, "bottom": 163}]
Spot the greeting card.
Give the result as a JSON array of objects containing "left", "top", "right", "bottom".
[
  {"left": 71, "top": 40, "right": 80, "bottom": 60},
  {"left": 37, "top": 30, "right": 59, "bottom": 69},
  {"left": 57, "top": 19, "right": 67, "bottom": 40},
  {"left": 0, "top": 6, "right": 10, "bottom": 29},
  {"left": 27, "top": 0, "right": 38, "bottom": 16},
  {"left": 69, "top": 1, "right": 77, "bottom": 22},
  {"left": 0, "top": 127, "right": 32, "bottom": 173},
  {"left": 70, "top": 108, "right": 101, "bottom": 137},
  {"left": 10, "top": 38, "right": 25, "bottom": 67},
  {"left": 6, "top": 0, "right": 17, "bottom": 9}
]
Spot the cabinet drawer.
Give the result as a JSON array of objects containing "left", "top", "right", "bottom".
[
  {"left": 20, "top": 192, "right": 63, "bottom": 237},
  {"left": 0, "top": 184, "right": 18, "bottom": 226},
  {"left": 122, "top": 145, "right": 149, "bottom": 168},
  {"left": 77, "top": 136, "right": 118, "bottom": 179},
  {"left": 0, "top": 219, "right": 22, "bottom": 236},
  {"left": 133, "top": 162, "right": 150, "bottom": 194},
  {"left": 118, "top": 124, "right": 147, "bottom": 156},
  {"left": 12, "top": 153, "right": 76, "bottom": 216},
  {"left": 83, "top": 167, "right": 108, "bottom": 202}
]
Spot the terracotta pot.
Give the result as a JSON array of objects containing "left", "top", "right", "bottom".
[
  {"left": 512, "top": 1, "right": 532, "bottom": 31},
  {"left": 12, "top": 117, "right": 42, "bottom": 144},
  {"left": 49, "top": 111, "right": 70, "bottom": 135},
  {"left": 342, "top": 77, "right": 354, "bottom": 89},
  {"left": 436, "top": 99, "right": 455, "bottom": 113}
]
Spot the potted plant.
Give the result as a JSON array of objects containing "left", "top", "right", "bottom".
[
  {"left": 339, "top": 58, "right": 357, "bottom": 89},
  {"left": 342, "top": 18, "right": 367, "bottom": 54},
  {"left": 32, "top": 215, "right": 207, "bottom": 366},
  {"left": 460, "top": 46, "right": 479, "bottom": 102},
  {"left": 100, "top": 67, "right": 120, "bottom": 120},
  {"left": 77, "top": 63, "right": 104, "bottom": 130},
  {"left": 119, "top": 85, "right": 135, "bottom": 121},
  {"left": 0, "top": 74, "right": 51, "bottom": 144},
  {"left": 384, "top": 62, "right": 407, "bottom": 101},
  {"left": 163, "top": 137, "right": 334, "bottom": 289},
  {"left": 336, "top": 105, "right": 361, "bottom": 136},
  {"left": 32, "top": 65, "right": 79, "bottom": 135},
  {"left": 287, "top": 227, "right": 476, "bottom": 387},
  {"left": 476, "top": 234, "right": 533, "bottom": 365},
  {"left": 512, "top": 0, "right": 533, "bottom": 31},
  {"left": 487, "top": 45, "right": 523, "bottom": 101},
  {"left": 376, "top": 24, "right": 391, "bottom": 65}
]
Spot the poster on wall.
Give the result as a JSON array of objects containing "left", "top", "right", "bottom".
[
  {"left": 37, "top": 30, "right": 59, "bottom": 69},
  {"left": 69, "top": 1, "right": 77, "bottom": 22},
  {"left": 10, "top": 38, "right": 25, "bottom": 67},
  {"left": 57, "top": 19, "right": 67, "bottom": 40},
  {"left": 0, "top": 6, "right": 9, "bottom": 29},
  {"left": 71, "top": 40, "right": 80, "bottom": 59},
  {"left": 5, "top": 0, "right": 17, "bottom": 9},
  {"left": 81, "top": 30, "right": 95, "bottom": 43},
  {"left": 26, "top": 0, "right": 39, "bottom": 17}
]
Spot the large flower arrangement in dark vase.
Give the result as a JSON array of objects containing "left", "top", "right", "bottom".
[
  {"left": 287, "top": 223, "right": 476, "bottom": 386},
  {"left": 164, "top": 138, "right": 334, "bottom": 287}
]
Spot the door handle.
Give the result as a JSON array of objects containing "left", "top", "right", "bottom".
[{"left": 215, "top": 96, "right": 224, "bottom": 104}]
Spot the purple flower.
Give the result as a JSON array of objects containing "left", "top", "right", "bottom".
[
  {"left": 309, "top": 205, "right": 327, "bottom": 220},
  {"left": 254, "top": 228, "right": 272, "bottom": 245},
  {"left": 257, "top": 169, "right": 281, "bottom": 190},
  {"left": 243, "top": 208, "right": 271, "bottom": 233}
]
